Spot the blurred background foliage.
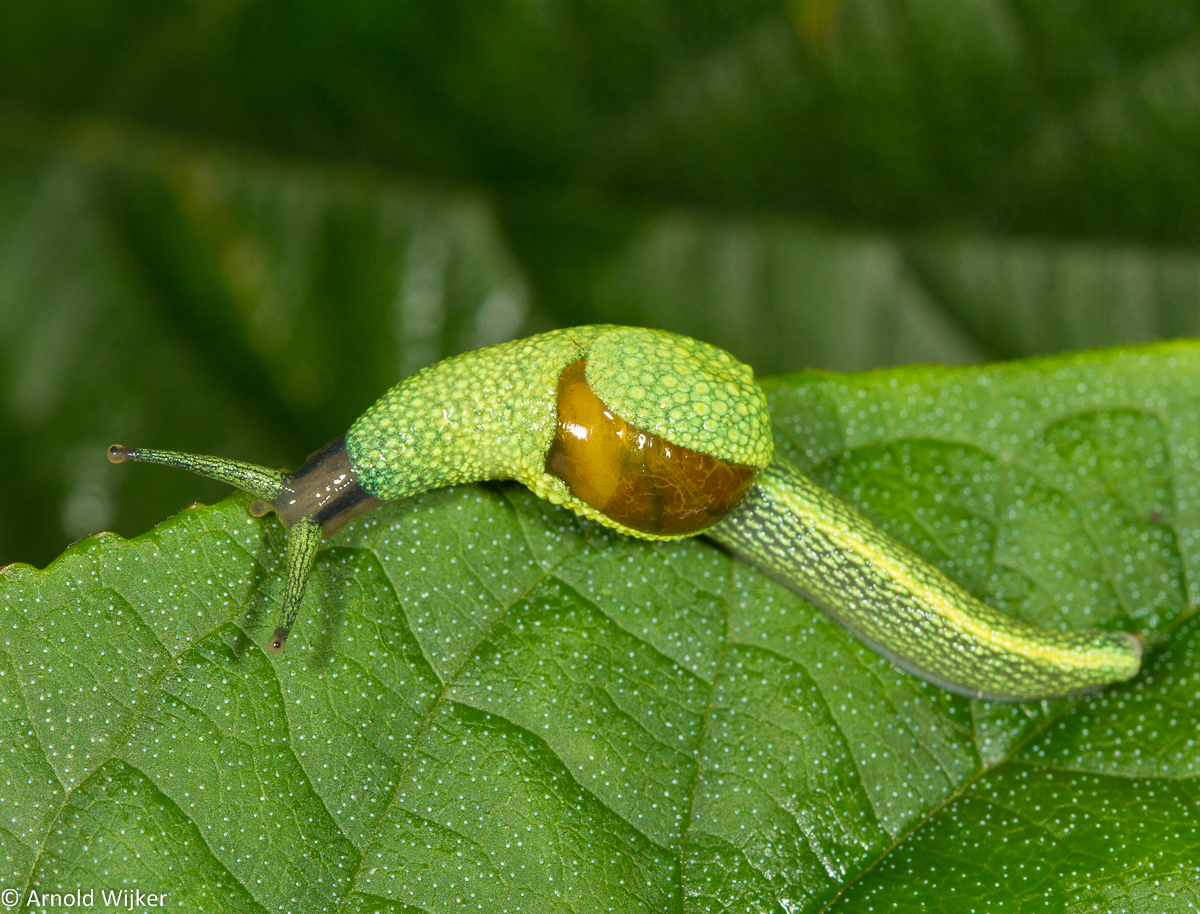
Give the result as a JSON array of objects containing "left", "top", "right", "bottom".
[{"left": 2, "top": 0, "right": 1200, "bottom": 568}]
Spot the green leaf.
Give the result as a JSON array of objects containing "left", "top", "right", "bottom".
[{"left": 5, "top": 343, "right": 1198, "bottom": 911}]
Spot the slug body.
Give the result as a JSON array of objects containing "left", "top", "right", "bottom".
[{"left": 109, "top": 325, "right": 1140, "bottom": 700}]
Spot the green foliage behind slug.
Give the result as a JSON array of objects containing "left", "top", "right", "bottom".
[
  {"left": 4, "top": 343, "right": 1199, "bottom": 912},
  {"left": 8, "top": 0, "right": 1200, "bottom": 567}
]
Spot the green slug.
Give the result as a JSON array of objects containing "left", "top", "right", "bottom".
[{"left": 108, "top": 325, "right": 1141, "bottom": 701}]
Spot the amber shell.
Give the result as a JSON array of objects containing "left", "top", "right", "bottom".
[{"left": 544, "top": 360, "right": 758, "bottom": 535}]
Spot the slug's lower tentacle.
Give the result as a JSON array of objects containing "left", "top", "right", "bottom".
[
  {"left": 706, "top": 458, "right": 1142, "bottom": 702},
  {"left": 267, "top": 517, "right": 322, "bottom": 654}
]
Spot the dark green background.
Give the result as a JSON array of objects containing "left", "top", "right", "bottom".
[{"left": 3, "top": 0, "right": 1200, "bottom": 568}]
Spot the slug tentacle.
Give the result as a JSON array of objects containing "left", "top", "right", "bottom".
[
  {"left": 108, "top": 445, "right": 287, "bottom": 502},
  {"left": 268, "top": 516, "right": 322, "bottom": 655},
  {"left": 706, "top": 459, "right": 1142, "bottom": 701}
]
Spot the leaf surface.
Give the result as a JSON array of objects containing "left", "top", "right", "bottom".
[{"left": 5, "top": 343, "right": 1199, "bottom": 912}]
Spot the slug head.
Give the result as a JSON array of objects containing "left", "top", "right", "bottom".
[{"left": 107, "top": 437, "right": 379, "bottom": 655}]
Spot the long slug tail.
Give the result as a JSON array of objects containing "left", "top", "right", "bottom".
[
  {"left": 707, "top": 459, "right": 1142, "bottom": 702},
  {"left": 107, "top": 444, "right": 287, "bottom": 502}
]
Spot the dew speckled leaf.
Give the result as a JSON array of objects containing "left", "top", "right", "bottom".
[{"left": 3, "top": 343, "right": 1200, "bottom": 912}]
